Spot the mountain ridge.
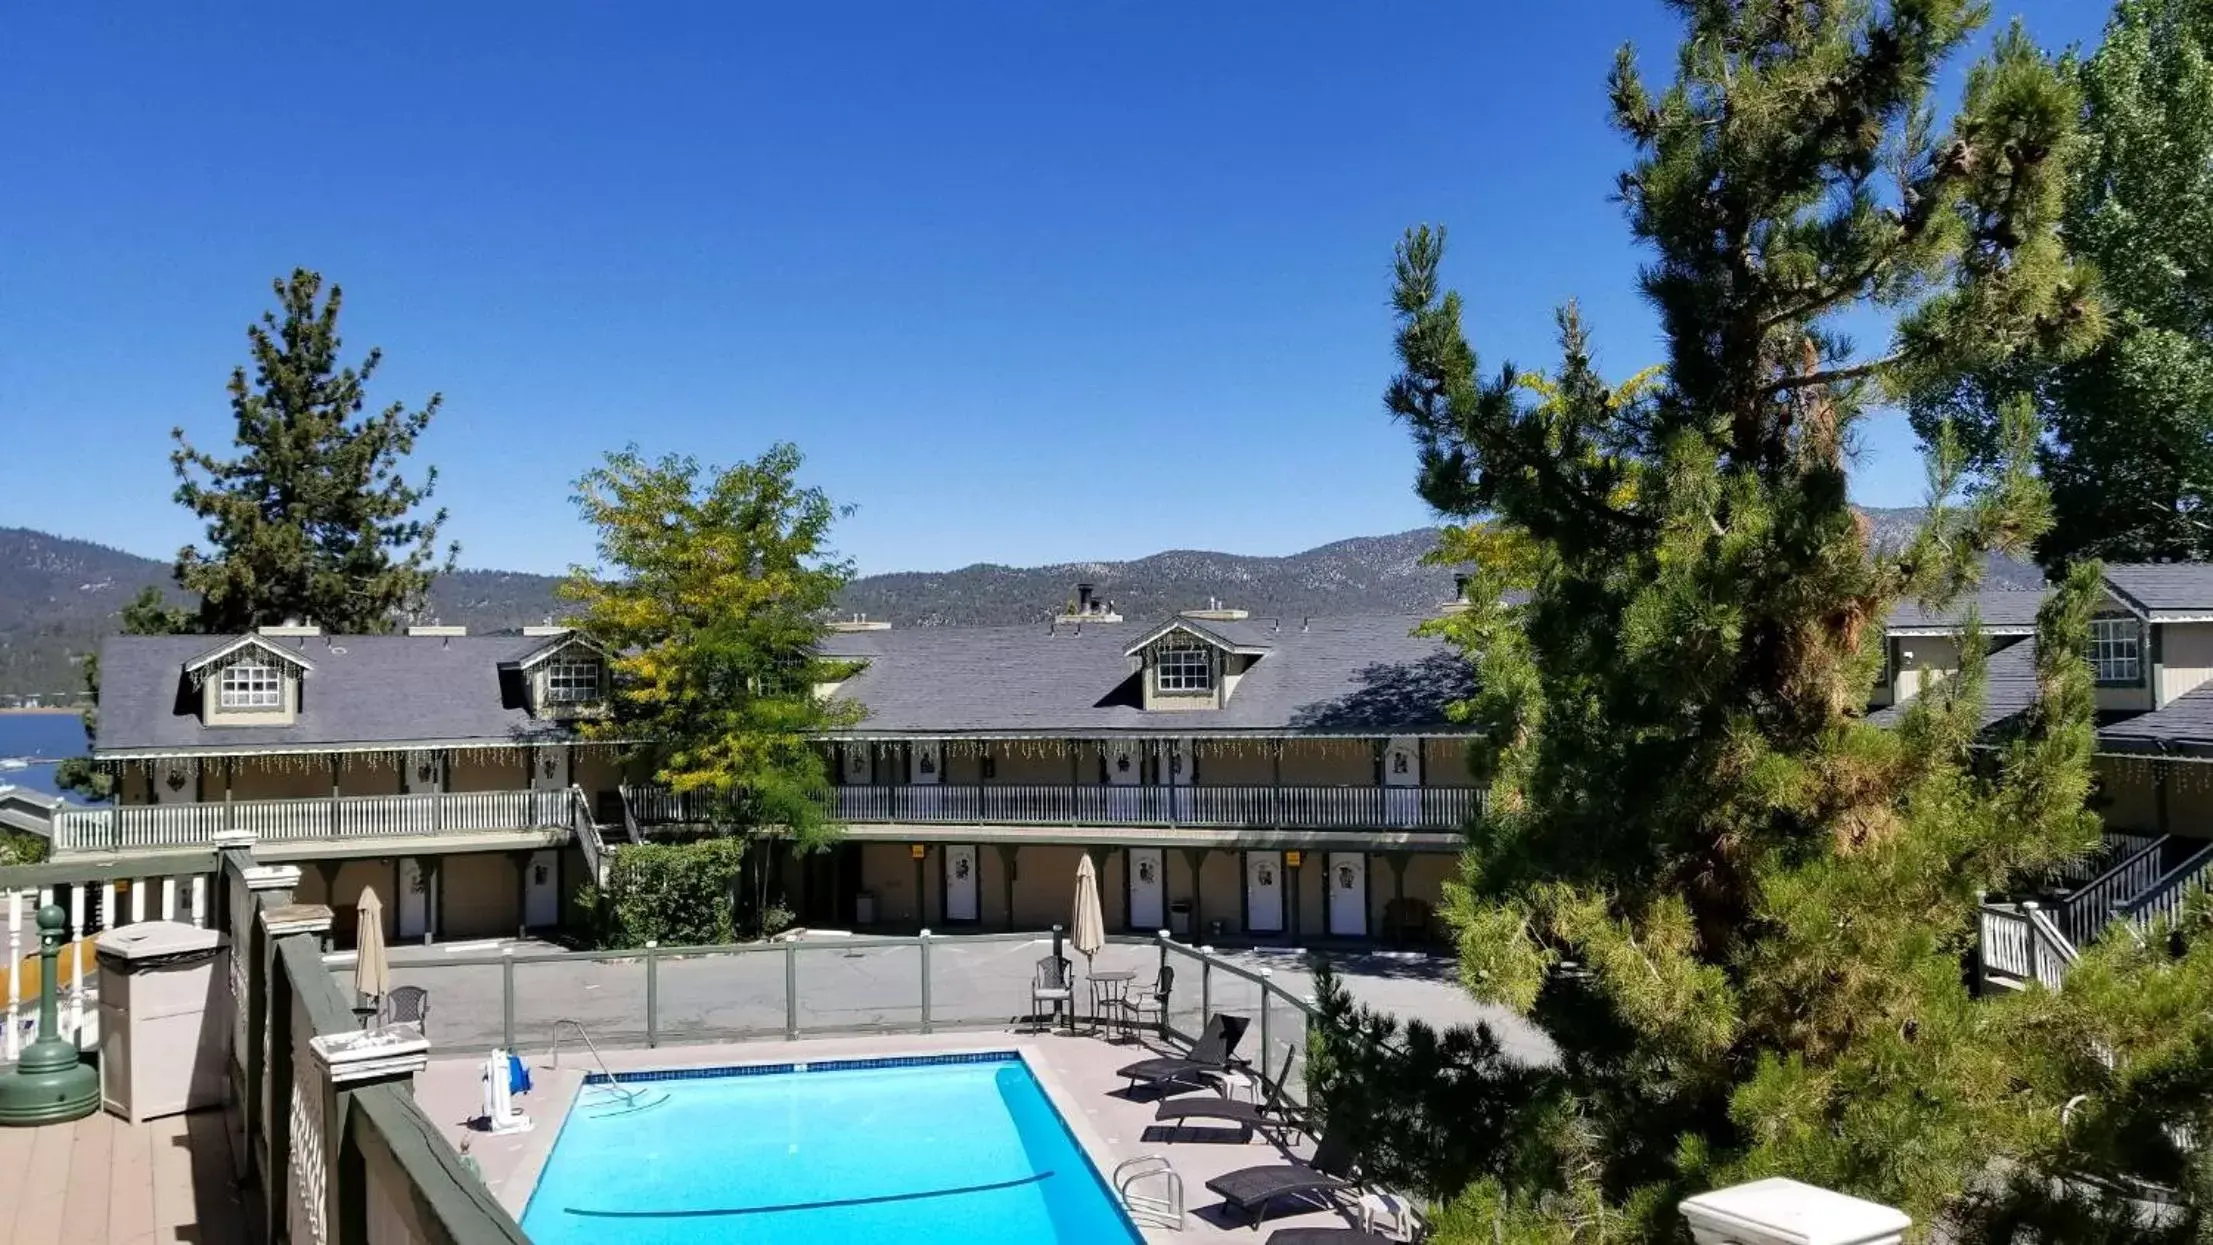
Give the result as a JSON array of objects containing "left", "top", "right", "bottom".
[{"left": 0, "top": 510, "right": 2039, "bottom": 699}]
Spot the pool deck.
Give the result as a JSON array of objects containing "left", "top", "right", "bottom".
[{"left": 414, "top": 1029, "right": 1398, "bottom": 1244}]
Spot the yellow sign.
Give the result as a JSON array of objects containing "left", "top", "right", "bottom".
[
  {"left": 910, "top": 844, "right": 927, "bottom": 860},
  {"left": 1284, "top": 850, "right": 1303, "bottom": 868}
]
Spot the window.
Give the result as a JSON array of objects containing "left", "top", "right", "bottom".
[
  {"left": 1154, "top": 645, "right": 1213, "bottom": 693},
  {"left": 2088, "top": 617, "right": 2142, "bottom": 685},
  {"left": 219, "top": 661, "right": 282, "bottom": 709},
  {"left": 546, "top": 657, "right": 603, "bottom": 703}
]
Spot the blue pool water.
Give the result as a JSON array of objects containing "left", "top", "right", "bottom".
[{"left": 519, "top": 1053, "right": 1144, "bottom": 1245}]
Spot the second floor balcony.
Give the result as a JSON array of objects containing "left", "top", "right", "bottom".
[
  {"left": 53, "top": 788, "right": 586, "bottom": 854},
  {"left": 628, "top": 782, "right": 1484, "bottom": 833}
]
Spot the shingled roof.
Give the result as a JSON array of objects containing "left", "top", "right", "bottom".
[
  {"left": 819, "top": 613, "right": 1474, "bottom": 736},
  {"left": 2101, "top": 564, "right": 2213, "bottom": 618},
  {"left": 1883, "top": 587, "right": 2049, "bottom": 635},
  {"left": 1866, "top": 637, "right": 2044, "bottom": 731},
  {"left": 94, "top": 633, "right": 573, "bottom": 756}
]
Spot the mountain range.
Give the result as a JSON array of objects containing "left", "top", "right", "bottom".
[{"left": 0, "top": 510, "right": 2039, "bottom": 699}]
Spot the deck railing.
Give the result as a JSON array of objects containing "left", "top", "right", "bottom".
[
  {"left": 2053, "top": 834, "right": 2172, "bottom": 946},
  {"left": 51, "top": 788, "right": 578, "bottom": 853},
  {"left": 1978, "top": 901, "right": 2077, "bottom": 992},
  {"left": 2114, "top": 840, "right": 2213, "bottom": 935},
  {"left": 1, "top": 851, "right": 221, "bottom": 1063},
  {"left": 625, "top": 782, "right": 1482, "bottom": 833}
]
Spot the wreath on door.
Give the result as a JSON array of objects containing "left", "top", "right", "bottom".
[
  {"left": 1336, "top": 864, "right": 1357, "bottom": 890},
  {"left": 953, "top": 856, "right": 971, "bottom": 881},
  {"left": 1137, "top": 859, "right": 1155, "bottom": 884},
  {"left": 1255, "top": 863, "right": 1276, "bottom": 887}
]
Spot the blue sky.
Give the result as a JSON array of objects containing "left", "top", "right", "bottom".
[{"left": 0, "top": 2, "right": 2109, "bottom": 577}]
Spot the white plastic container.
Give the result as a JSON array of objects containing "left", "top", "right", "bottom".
[{"left": 96, "top": 921, "right": 231, "bottom": 1122}]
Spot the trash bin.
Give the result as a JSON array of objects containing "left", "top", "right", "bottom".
[
  {"left": 1168, "top": 900, "right": 1193, "bottom": 937},
  {"left": 96, "top": 921, "right": 230, "bottom": 1123},
  {"left": 854, "top": 891, "right": 876, "bottom": 926}
]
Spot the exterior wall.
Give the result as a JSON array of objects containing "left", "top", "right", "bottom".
[
  {"left": 2096, "top": 682, "right": 2156, "bottom": 713},
  {"left": 1011, "top": 845, "right": 1091, "bottom": 927},
  {"left": 991, "top": 744, "right": 1079, "bottom": 785},
  {"left": 229, "top": 761, "right": 332, "bottom": 801},
  {"left": 1280, "top": 740, "right": 1373, "bottom": 786},
  {"left": 336, "top": 754, "right": 403, "bottom": 797},
  {"left": 442, "top": 852, "right": 521, "bottom": 940},
  {"left": 1293, "top": 855, "right": 1327, "bottom": 939},
  {"left": 1892, "top": 635, "right": 1964, "bottom": 700},
  {"left": 572, "top": 746, "right": 624, "bottom": 798},
  {"left": 978, "top": 845, "right": 1013, "bottom": 927},
  {"left": 1399, "top": 853, "right": 1457, "bottom": 937},
  {"left": 1197, "top": 849, "right": 1244, "bottom": 938},
  {"left": 943, "top": 749, "right": 985, "bottom": 785},
  {"left": 2159, "top": 622, "right": 2213, "bottom": 707},
  {"left": 1422, "top": 739, "right": 1471, "bottom": 785},
  {"left": 448, "top": 750, "right": 529, "bottom": 793},
  {"left": 2167, "top": 776, "right": 2213, "bottom": 841},
  {"left": 857, "top": 842, "right": 925, "bottom": 926},
  {"left": 1196, "top": 745, "right": 1274, "bottom": 785},
  {"left": 2093, "top": 757, "right": 2162, "bottom": 834},
  {"left": 296, "top": 859, "right": 399, "bottom": 944}
]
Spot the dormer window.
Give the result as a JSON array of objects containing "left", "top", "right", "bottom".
[
  {"left": 1155, "top": 645, "right": 1213, "bottom": 693},
  {"left": 546, "top": 657, "right": 603, "bottom": 703},
  {"left": 2088, "top": 616, "right": 2142, "bottom": 685},
  {"left": 219, "top": 661, "right": 283, "bottom": 709}
]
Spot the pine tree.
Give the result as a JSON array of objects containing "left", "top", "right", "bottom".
[
  {"left": 171, "top": 269, "right": 454, "bottom": 634},
  {"left": 1387, "top": 3, "right": 2110, "bottom": 1236},
  {"left": 1913, "top": 0, "right": 2213, "bottom": 569}
]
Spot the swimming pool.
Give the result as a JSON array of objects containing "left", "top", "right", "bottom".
[{"left": 518, "top": 1052, "right": 1145, "bottom": 1245}]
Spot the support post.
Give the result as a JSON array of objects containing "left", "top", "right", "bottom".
[
  {"left": 1388, "top": 852, "right": 1410, "bottom": 946},
  {"left": 919, "top": 929, "right": 934, "bottom": 1035},
  {"left": 911, "top": 845, "right": 928, "bottom": 933},
  {"left": 501, "top": 949, "right": 516, "bottom": 1050},
  {"left": 1183, "top": 847, "right": 1208, "bottom": 940},
  {"left": 997, "top": 844, "right": 1019, "bottom": 932},
  {"left": 784, "top": 938, "right": 800, "bottom": 1039},
  {"left": 646, "top": 941, "right": 659, "bottom": 1048}
]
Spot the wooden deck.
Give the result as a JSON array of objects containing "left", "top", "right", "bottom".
[{"left": 0, "top": 1109, "right": 252, "bottom": 1245}]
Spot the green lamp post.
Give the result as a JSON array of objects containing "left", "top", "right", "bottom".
[{"left": 0, "top": 904, "right": 100, "bottom": 1125}]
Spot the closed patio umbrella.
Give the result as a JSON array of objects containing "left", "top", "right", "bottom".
[
  {"left": 1071, "top": 855, "right": 1105, "bottom": 968},
  {"left": 355, "top": 887, "right": 391, "bottom": 1019}
]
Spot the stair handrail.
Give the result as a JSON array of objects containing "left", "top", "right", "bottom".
[
  {"left": 2116, "top": 840, "right": 2213, "bottom": 936},
  {"left": 1113, "top": 1155, "right": 1184, "bottom": 1230},
  {"left": 548, "top": 1017, "right": 642, "bottom": 1104},
  {"left": 2056, "top": 834, "right": 2172, "bottom": 946},
  {"left": 568, "top": 785, "right": 609, "bottom": 888}
]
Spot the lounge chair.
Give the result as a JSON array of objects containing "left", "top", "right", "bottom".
[
  {"left": 1154, "top": 1049, "right": 1299, "bottom": 1140},
  {"left": 1204, "top": 1128, "right": 1360, "bottom": 1227},
  {"left": 1116, "top": 1012, "right": 1250, "bottom": 1091}
]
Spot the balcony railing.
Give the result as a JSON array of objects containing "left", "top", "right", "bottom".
[
  {"left": 625, "top": 782, "right": 1482, "bottom": 832},
  {"left": 52, "top": 788, "right": 579, "bottom": 853}
]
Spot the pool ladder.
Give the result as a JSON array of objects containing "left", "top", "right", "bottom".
[
  {"left": 548, "top": 1018, "right": 647, "bottom": 1108},
  {"left": 1114, "top": 1155, "right": 1184, "bottom": 1231}
]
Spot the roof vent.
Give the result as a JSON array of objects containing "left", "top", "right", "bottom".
[
  {"left": 258, "top": 621, "right": 321, "bottom": 637},
  {"left": 827, "top": 613, "right": 892, "bottom": 633},
  {"left": 406, "top": 624, "right": 467, "bottom": 637},
  {"left": 1441, "top": 572, "right": 1475, "bottom": 612},
  {"left": 1180, "top": 597, "right": 1250, "bottom": 622}
]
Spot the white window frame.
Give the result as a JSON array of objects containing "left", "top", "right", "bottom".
[
  {"left": 218, "top": 661, "right": 283, "bottom": 710},
  {"left": 1154, "top": 644, "right": 1213, "bottom": 693},
  {"left": 546, "top": 657, "right": 603, "bottom": 703},
  {"left": 2088, "top": 616, "right": 2142, "bottom": 685}
]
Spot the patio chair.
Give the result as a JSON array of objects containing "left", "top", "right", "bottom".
[
  {"left": 1115, "top": 1012, "right": 1249, "bottom": 1091},
  {"left": 1204, "top": 1125, "right": 1361, "bottom": 1227},
  {"left": 1030, "top": 955, "right": 1075, "bottom": 1033},
  {"left": 1116, "top": 964, "right": 1174, "bottom": 1033},
  {"left": 381, "top": 985, "right": 430, "bottom": 1034},
  {"left": 1154, "top": 1049, "right": 1299, "bottom": 1141}
]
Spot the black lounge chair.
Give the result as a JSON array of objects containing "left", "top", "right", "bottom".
[
  {"left": 1155, "top": 1050, "right": 1299, "bottom": 1140},
  {"left": 1205, "top": 1128, "right": 1360, "bottom": 1227},
  {"left": 1264, "top": 1231, "right": 1394, "bottom": 1245},
  {"left": 1116, "top": 1013, "right": 1250, "bottom": 1091}
]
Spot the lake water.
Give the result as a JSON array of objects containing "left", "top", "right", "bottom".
[{"left": 0, "top": 712, "right": 92, "bottom": 799}]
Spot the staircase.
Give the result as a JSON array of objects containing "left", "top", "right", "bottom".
[{"left": 1978, "top": 832, "right": 2213, "bottom": 992}]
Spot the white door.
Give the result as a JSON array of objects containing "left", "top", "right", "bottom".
[
  {"left": 1327, "top": 853, "right": 1367, "bottom": 937},
  {"left": 397, "top": 859, "right": 431, "bottom": 941},
  {"left": 944, "top": 844, "right": 979, "bottom": 922},
  {"left": 149, "top": 758, "right": 198, "bottom": 805},
  {"left": 843, "top": 744, "right": 875, "bottom": 786},
  {"left": 1245, "top": 851, "right": 1284, "bottom": 934},
  {"left": 531, "top": 746, "right": 570, "bottom": 793},
  {"left": 524, "top": 850, "right": 560, "bottom": 929},
  {"left": 909, "top": 741, "right": 943, "bottom": 819},
  {"left": 1106, "top": 740, "right": 1142, "bottom": 820},
  {"left": 1128, "top": 848, "right": 1165, "bottom": 931},
  {"left": 1383, "top": 736, "right": 1420, "bottom": 827},
  {"left": 403, "top": 750, "right": 444, "bottom": 795}
]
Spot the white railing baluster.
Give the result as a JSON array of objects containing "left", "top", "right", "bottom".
[
  {"left": 160, "top": 877, "right": 178, "bottom": 922},
  {"left": 67, "top": 885, "right": 86, "bottom": 1043},
  {"left": 190, "top": 876, "right": 207, "bottom": 929},
  {"left": 102, "top": 880, "right": 117, "bottom": 933},
  {"left": 5, "top": 890, "right": 21, "bottom": 1061},
  {"left": 130, "top": 878, "right": 147, "bottom": 924}
]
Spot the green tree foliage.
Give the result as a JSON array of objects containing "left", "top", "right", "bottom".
[
  {"left": 0, "top": 828, "right": 49, "bottom": 867},
  {"left": 1386, "top": 2, "right": 2116, "bottom": 1236},
  {"left": 172, "top": 269, "right": 454, "bottom": 634},
  {"left": 580, "top": 838, "right": 750, "bottom": 947},
  {"left": 561, "top": 443, "right": 856, "bottom": 935},
  {"left": 1914, "top": 0, "right": 2213, "bottom": 568}
]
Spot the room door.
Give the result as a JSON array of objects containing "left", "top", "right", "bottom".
[
  {"left": 397, "top": 858, "right": 432, "bottom": 941},
  {"left": 909, "top": 740, "right": 943, "bottom": 820},
  {"left": 1326, "top": 853, "right": 1367, "bottom": 937},
  {"left": 1383, "top": 736, "right": 1420, "bottom": 827},
  {"left": 1245, "top": 851, "right": 1285, "bottom": 935},
  {"left": 1105, "top": 740, "right": 1142, "bottom": 820},
  {"left": 531, "top": 746, "right": 569, "bottom": 793},
  {"left": 1128, "top": 848, "right": 1165, "bottom": 931},
  {"left": 943, "top": 844, "right": 980, "bottom": 922},
  {"left": 523, "top": 849, "right": 560, "bottom": 929}
]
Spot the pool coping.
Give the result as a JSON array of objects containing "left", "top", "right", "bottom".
[{"left": 471, "top": 1035, "right": 1171, "bottom": 1244}]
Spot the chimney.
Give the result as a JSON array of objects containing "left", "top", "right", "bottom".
[
  {"left": 258, "top": 621, "right": 320, "bottom": 637},
  {"left": 1454, "top": 573, "right": 1471, "bottom": 603},
  {"left": 1076, "top": 583, "right": 1096, "bottom": 614},
  {"left": 1057, "top": 583, "right": 1122, "bottom": 623}
]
